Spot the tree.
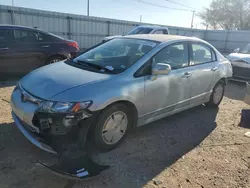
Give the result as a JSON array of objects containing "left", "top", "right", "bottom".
[{"left": 199, "top": 0, "right": 250, "bottom": 30}]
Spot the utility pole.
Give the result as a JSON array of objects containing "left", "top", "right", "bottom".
[
  {"left": 87, "top": 0, "right": 89, "bottom": 16},
  {"left": 191, "top": 10, "right": 195, "bottom": 28},
  {"left": 12, "top": 0, "right": 15, "bottom": 24},
  {"left": 140, "top": 15, "right": 142, "bottom": 23}
]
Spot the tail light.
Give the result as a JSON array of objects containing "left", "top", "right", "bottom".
[{"left": 66, "top": 41, "right": 79, "bottom": 51}]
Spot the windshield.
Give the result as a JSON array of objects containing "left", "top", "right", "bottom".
[
  {"left": 127, "top": 27, "right": 153, "bottom": 35},
  {"left": 240, "top": 43, "right": 250, "bottom": 54},
  {"left": 73, "top": 38, "right": 158, "bottom": 74}
]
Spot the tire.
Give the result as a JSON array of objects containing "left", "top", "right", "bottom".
[
  {"left": 206, "top": 81, "right": 225, "bottom": 107},
  {"left": 93, "top": 103, "right": 132, "bottom": 152},
  {"left": 46, "top": 56, "right": 65, "bottom": 65}
]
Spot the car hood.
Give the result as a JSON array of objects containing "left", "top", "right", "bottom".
[
  {"left": 20, "top": 61, "right": 111, "bottom": 100},
  {"left": 227, "top": 53, "right": 250, "bottom": 63}
]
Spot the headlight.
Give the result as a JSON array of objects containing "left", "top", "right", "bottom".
[{"left": 38, "top": 101, "right": 92, "bottom": 113}]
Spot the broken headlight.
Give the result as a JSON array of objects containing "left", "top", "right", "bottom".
[{"left": 38, "top": 101, "right": 92, "bottom": 113}]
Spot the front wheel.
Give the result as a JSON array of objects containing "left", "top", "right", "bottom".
[
  {"left": 93, "top": 104, "right": 131, "bottom": 152},
  {"left": 206, "top": 81, "right": 225, "bottom": 107}
]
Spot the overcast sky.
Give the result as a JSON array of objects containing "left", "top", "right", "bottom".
[{"left": 1, "top": 0, "right": 213, "bottom": 28}]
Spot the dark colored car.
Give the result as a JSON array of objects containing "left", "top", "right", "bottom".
[{"left": 0, "top": 25, "right": 79, "bottom": 78}]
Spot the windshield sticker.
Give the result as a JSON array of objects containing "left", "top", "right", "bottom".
[
  {"left": 105, "top": 65, "right": 114, "bottom": 71},
  {"left": 120, "top": 65, "right": 126, "bottom": 69}
]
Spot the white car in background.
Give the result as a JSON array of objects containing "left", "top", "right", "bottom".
[
  {"left": 227, "top": 43, "right": 250, "bottom": 81},
  {"left": 103, "top": 25, "right": 169, "bottom": 42}
]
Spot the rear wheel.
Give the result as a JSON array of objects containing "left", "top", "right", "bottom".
[
  {"left": 46, "top": 56, "right": 65, "bottom": 65},
  {"left": 206, "top": 81, "right": 225, "bottom": 107},
  {"left": 93, "top": 104, "right": 131, "bottom": 152}
]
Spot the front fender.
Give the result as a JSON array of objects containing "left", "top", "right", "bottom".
[{"left": 90, "top": 95, "right": 137, "bottom": 112}]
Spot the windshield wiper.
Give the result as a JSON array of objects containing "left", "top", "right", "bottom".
[{"left": 76, "top": 60, "right": 115, "bottom": 73}]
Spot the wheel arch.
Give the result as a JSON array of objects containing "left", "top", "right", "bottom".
[
  {"left": 84, "top": 100, "right": 139, "bottom": 148},
  {"left": 216, "top": 77, "right": 227, "bottom": 86},
  {"left": 102, "top": 100, "right": 138, "bottom": 129},
  {"left": 45, "top": 54, "right": 67, "bottom": 65}
]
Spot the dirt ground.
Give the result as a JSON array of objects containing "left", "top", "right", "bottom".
[{"left": 0, "top": 81, "right": 250, "bottom": 188}]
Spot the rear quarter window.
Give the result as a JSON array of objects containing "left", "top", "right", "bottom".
[{"left": 37, "top": 32, "right": 59, "bottom": 42}]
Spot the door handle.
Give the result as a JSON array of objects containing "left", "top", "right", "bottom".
[
  {"left": 211, "top": 67, "right": 218, "bottom": 71},
  {"left": 41, "top": 45, "right": 50, "bottom": 48},
  {"left": 182, "top": 72, "right": 192, "bottom": 78},
  {"left": 0, "top": 47, "right": 9, "bottom": 50}
]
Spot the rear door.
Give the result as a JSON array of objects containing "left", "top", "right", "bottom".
[
  {"left": 36, "top": 32, "right": 61, "bottom": 59},
  {"left": 12, "top": 29, "right": 47, "bottom": 74},
  {"left": 188, "top": 43, "right": 217, "bottom": 104},
  {"left": 0, "top": 28, "right": 15, "bottom": 77}
]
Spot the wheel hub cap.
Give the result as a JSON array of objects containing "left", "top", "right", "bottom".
[{"left": 102, "top": 111, "right": 128, "bottom": 145}]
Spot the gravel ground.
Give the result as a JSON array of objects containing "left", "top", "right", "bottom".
[{"left": 0, "top": 81, "right": 250, "bottom": 188}]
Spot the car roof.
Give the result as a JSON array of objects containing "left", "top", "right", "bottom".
[
  {"left": 136, "top": 25, "right": 168, "bottom": 29},
  {"left": 0, "top": 24, "right": 46, "bottom": 32},
  {"left": 122, "top": 34, "right": 202, "bottom": 43}
]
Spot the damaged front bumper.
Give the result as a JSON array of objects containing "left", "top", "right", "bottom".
[
  {"left": 13, "top": 111, "right": 109, "bottom": 180},
  {"left": 11, "top": 85, "right": 109, "bottom": 180},
  {"left": 12, "top": 110, "right": 95, "bottom": 155},
  {"left": 11, "top": 84, "right": 94, "bottom": 154},
  {"left": 12, "top": 112, "right": 58, "bottom": 154}
]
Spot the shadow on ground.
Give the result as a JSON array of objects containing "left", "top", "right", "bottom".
[
  {"left": 78, "top": 105, "right": 219, "bottom": 187},
  {"left": 225, "top": 81, "right": 246, "bottom": 101},
  {"left": 0, "top": 105, "right": 218, "bottom": 188}
]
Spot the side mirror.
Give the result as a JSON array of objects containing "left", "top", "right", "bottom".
[
  {"left": 234, "top": 48, "right": 240, "bottom": 53},
  {"left": 152, "top": 63, "right": 171, "bottom": 75}
]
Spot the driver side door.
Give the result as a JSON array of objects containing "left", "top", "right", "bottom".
[{"left": 141, "top": 42, "right": 192, "bottom": 122}]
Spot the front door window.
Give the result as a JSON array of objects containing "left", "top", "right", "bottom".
[{"left": 152, "top": 43, "right": 189, "bottom": 69}]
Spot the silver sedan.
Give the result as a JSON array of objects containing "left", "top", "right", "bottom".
[{"left": 10, "top": 35, "right": 232, "bottom": 154}]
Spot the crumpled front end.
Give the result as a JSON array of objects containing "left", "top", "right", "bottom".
[
  {"left": 227, "top": 53, "right": 250, "bottom": 81},
  {"left": 11, "top": 83, "right": 109, "bottom": 180},
  {"left": 10, "top": 83, "right": 93, "bottom": 154}
]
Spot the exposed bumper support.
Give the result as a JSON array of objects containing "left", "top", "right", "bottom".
[
  {"left": 12, "top": 112, "right": 58, "bottom": 155},
  {"left": 12, "top": 111, "right": 110, "bottom": 180},
  {"left": 38, "top": 153, "right": 110, "bottom": 180}
]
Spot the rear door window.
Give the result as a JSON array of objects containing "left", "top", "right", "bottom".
[
  {"left": 153, "top": 30, "right": 164, "bottom": 34},
  {"left": 14, "top": 29, "right": 38, "bottom": 43},
  {"left": 191, "top": 44, "right": 214, "bottom": 65},
  {"left": 163, "top": 29, "right": 169, "bottom": 34},
  {"left": 127, "top": 27, "right": 153, "bottom": 35},
  {"left": 37, "top": 32, "right": 57, "bottom": 42},
  {"left": 0, "top": 29, "right": 14, "bottom": 43}
]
